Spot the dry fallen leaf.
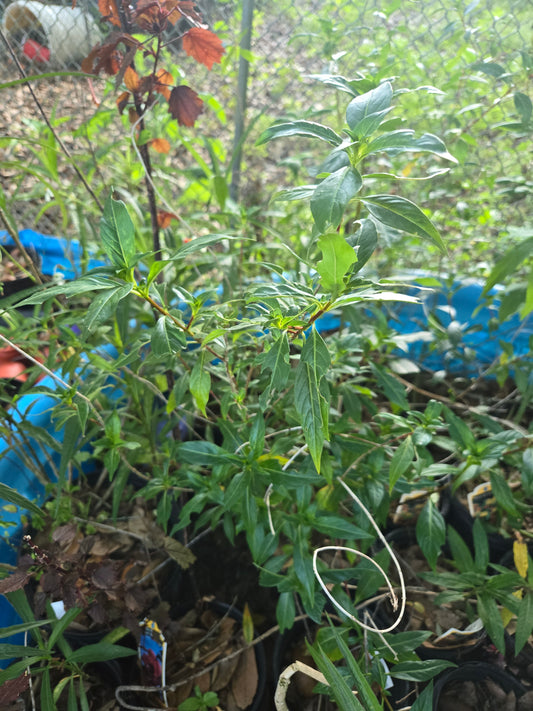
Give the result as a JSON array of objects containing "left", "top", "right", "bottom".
[
  {"left": 163, "top": 536, "right": 196, "bottom": 569},
  {"left": 211, "top": 654, "right": 240, "bottom": 692},
  {"left": 231, "top": 645, "right": 258, "bottom": 709}
]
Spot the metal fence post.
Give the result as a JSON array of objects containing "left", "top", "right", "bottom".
[{"left": 229, "top": 0, "right": 254, "bottom": 204}]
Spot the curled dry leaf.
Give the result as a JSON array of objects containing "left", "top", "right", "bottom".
[
  {"left": 151, "top": 138, "right": 171, "bottom": 154},
  {"left": 123, "top": 66, "right": 140, "bottom": 91},
  {"left": 82, "top": 41, "right": 122, "bottom": 76},
  {"left": 98, "top": 0, "right": 121, "bottom": 27},
  {"left": 168, "top": 85, "right": 204, "bottom": 127},
  {"left": 175, "top": 0, "right": 204, "bottom": 26},
  {"left": 0, "top": 568, "right": 31, "bottom": 593},
  {"left": 157, "top": 210, "right": 179, "bottom": 229},
  {"left": 162, "top": 536, "right": 196, "bottom": 569},
  {"left": 116, "top": 95, "right": 130, "bottom": 115},
  {"left": 182, "top": 27, "right": 225, "bottom": 70},
  {"left": 155, "top": 68, "right": 173, "bottom": 100}
]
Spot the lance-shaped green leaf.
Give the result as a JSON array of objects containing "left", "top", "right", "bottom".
[
  {"left": 317, "top": 232, "right": 357, "bottom": 294},
  {"left": 514, "top": 92, "right": 532, "bottom": 124},
  {"left": 295, "top": 361, "right": 328, "bottom": 472},
  {"left": 100, "top": 195, "right": 136, "bottom": 269},
  {"left": 311, "top": 166, "right": 362, "bottom": 233},
  {"left": 477, "top": 592, "right": 505, "bottom": 653},
  {"left": 391, "top": 660, "right": 455, "bottom": 682},
  {"left": 306, "top": 73, "right": 369, "bottom": 97},
  {"left": 416, "top": 499, "right": 445, "bottom": 570},
  {"left": 171, "top": 232, "right": 239, "bottom": 259},
  {"left": 515, "top": 592, "right": 533, "bottom": 655},
  {"left": 256, "top": 120, "right": 343, "bottom": 147},
  {"left": 347, "top": 218, "right": 377, "bottom": 274},
  {"left": 258, "top": 333, "right": 290, "bottom": 409},
  {"left": 68, "top": 642, "right": 136, "bottom": 665},
  {"left": 364, "top": 130, "right": 457, "bottom": 162},
  {"left": 16, "top": 271, "right": 121, "bottom": 306},
  {"left": 346, "top": 82, "right": 393, "bottom": 136},
  {"left": 471, "top": 61, "right": 507, "bottom": 77},
  {"left": 301, "top": 327, "right": 330, "bottom": 377},
  {"left": 152, "top": 316, "right": 186, "bottom": 356},
  {"left": 482, "top": 231, "right": 533, "bottom": 294},
  {"left": 308, "top": 642, "right": 366, "bottom": 711},
  {"left": 389, "top": 435, "right": 415, "bottom": 492},
  {"left": 294, "top": 329, "right": 331, "bottom": 471},
  {"left": 362, "top": 194, "right": 446, "bottom": 252},
  {"left": 276, "top": 592, "right": 295, "bottom": 633},
  {"left": 83, "top": 283, "right": 133, "bottom": 333},
  {"left": 190, "top": 351, "right": 211, "bottom": 416},
  {"left": 409, "top": 133, "right": 457, "bottom": 162},
  {"left": 273, "top": 185, "right": 317, "bottom": 202},
  {"left": 0, "top": 483, "right": 42, "bottom": 518}
]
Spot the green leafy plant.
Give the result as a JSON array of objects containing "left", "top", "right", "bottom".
[
  {"left": 0, "top": 588, "right": 134, "bottom": 710},
  {"left": 6, "top": 81, "right": 461, "bottom": 707},
  {"left": 422, "top": 519, "right": 533, "bottom": 656},
  {"left": 2, "top": 0, "right": 532, "bottom": 703},
  {"left": 178, "top": 685, "right": 220, "bottom": 711}
]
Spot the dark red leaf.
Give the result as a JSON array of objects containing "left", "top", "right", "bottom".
[
  {"left": 182, "top": 27, "right": 225, "bottom": 70},
  {"left": 134, "top": 0, "right": 166, "bottom": 33},
  {"left": 117, "top": 90, "right": 130, "bottom": 114},
  {"left": 168, "top": 85, "right": 204, "bottom": 127},
  {"left": 82, "top": 41, "right": 123, "bottom": 76},
  {"left": 91, "top": 564, "right": 119, "bottom": 589},
  {"left": 0, "top": 673, "right": 30, "bottom": 705}
]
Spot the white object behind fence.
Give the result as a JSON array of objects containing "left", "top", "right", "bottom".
[{"left": 2, "top": 0, "right": 101, "bottom": 65}]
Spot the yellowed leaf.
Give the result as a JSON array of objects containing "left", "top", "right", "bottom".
[
  {"left": 514, "top": 540, "right": 529, "bottom": 579},
  {"left": 501, "top": 589, "right": 523, "bottom": 627},
  {"left": 242, "top": 602, "right": 254, "bottom": 645}
]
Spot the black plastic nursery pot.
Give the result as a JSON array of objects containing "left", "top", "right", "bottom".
[
  {"left": 6, "top": 521, "right": 267, "bottom": 710},
  {"left": 372, "top": 525, "right": 490, "bottom": 663},
  {"left": 272, "top": 618, "right": 411, "bottom": 710},
  {"left": 433, "top": 661, "right": 527, "bottom": 711}
]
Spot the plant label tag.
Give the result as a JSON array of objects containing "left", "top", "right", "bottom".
[
  {"left": 392, "top": 489, "right": 430, "bottom": 524},
  {"left": 139, "top": 617, "right": 167, "bottom": 706},
  {"left": 467, "top": 482, "right": 495, "bottom": 519}
]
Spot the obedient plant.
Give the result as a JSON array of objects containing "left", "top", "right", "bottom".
[{"left": 15, "top": 77, "right": 457, "bottom": 634}]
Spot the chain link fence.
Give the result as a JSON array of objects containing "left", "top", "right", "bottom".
[{"left": 0, "top": 0, "right": 530, "bottom": 242}]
